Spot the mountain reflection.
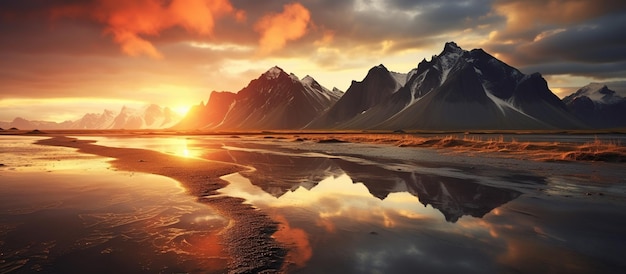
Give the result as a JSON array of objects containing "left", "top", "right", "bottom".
[{"left": 205, "top": 146, "right": 520, "bottom": 223}]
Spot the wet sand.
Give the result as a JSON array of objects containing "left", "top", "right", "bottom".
[{"left": 35, "top": 136, "right": 286, "bottom": 273}]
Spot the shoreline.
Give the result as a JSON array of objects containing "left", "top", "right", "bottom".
[
  {"left": 2, "top": 128, "right": 626, "bottom": 137},
  {"left": 35, "top": 136, "right": 286, "bottom": 273},
  {"left": 6, "top": 129, "right": 626, "bottom": 163}
]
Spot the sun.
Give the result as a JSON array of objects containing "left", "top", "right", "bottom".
[{"left": 172, "top": 105, "right": 191, "bottom": 116}]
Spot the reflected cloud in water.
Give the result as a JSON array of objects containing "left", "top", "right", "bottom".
[
  {"left": 0, "top": 139, "right": 229, "bottom": 273},
  {"left": 212, "top": 146, "right": 520, "bottom": 223}
]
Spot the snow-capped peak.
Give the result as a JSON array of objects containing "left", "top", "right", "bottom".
[
  {"left": 436, "top": 44, "right": 464, "bottom": 84},
  {"left": 565, "top": 83, "right": 623, "bottom": 105},
  {"left": 579, "top": 83, "right": 612, "bottom": 96},
  {"left": 264, "top": 66, "right": 284, "bottom": 80},
  {"left": 301, "top": 75, "right": 315, "bottom": 86}
]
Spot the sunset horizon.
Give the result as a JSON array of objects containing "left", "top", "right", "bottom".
[{"left": 1, "top": 0, "right": 625, "bottom": 123}]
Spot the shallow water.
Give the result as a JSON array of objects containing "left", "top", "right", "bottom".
[
  {"left": 0, "top": 137, "right": 228, "bottom": 273},
  {"left": 2, "top": 135, "right": 626, "bottom": 273},
  {"left": 92, "top": 135, "right": 626, "bottom": 273}
]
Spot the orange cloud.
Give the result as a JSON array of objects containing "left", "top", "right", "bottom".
[
  {"left": 272, "top": 214, "right": 312, "bottom": 268},
  {"left": 254, "top": 3, "right": 311, "bottom": 55},
  {"left": 52, "top": 0, "right": 244, "bottom": 58}
]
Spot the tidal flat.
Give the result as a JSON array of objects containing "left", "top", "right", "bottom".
[{"left": 1, "top": 133, "right": 625, "bottom": 273}]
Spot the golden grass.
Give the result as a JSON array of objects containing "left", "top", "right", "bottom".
[{"left": 307, "top": 134, "right": 626, "bottom": 163}]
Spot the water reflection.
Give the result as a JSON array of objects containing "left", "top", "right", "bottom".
[
  {"left": 219, "top": 173, "right": 508, "bottom": 273},
  {"left": 211, "top": 143, "right": 625, "bottom": 273},
  {"left": 0, "top": 139, "right": 229, "bottom": 273},
  {"left": 82, "top": 136, "right": 211, "bottom": 159},
  {"left": 34, "top": 136, "right": 625, "bottom": 273},
  {"left": 219, "top": 169, "right": 625, "bottom": 273},
  {"left": 208, "top": 147, "right": 520, "bottom": 223}
]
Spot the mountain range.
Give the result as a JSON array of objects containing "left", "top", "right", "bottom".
[
  {"left": 4, "top": 42, "right": 625, "bottom": 131},
  {"left": 173, "top": 67, "right": 342, "bottom": 130},
  {"left": 311, "top": 42, "right": 584, "bottom": 130},
  {"left": 178, "top": 42, "right": 622, "bottom": 131},
  {"left": 0, "top": 104, "right": 180, "bottom": 130}
]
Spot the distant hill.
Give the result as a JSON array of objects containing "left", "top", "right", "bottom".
[
  {"left": 0, "top": 104, "right": 180, "bottom": 130},
  {"left": 0, "top": 117, "right": 74, "bottom": 130},
  {"left": 563, "top": 83, "right": 626, "bottom": 128}
]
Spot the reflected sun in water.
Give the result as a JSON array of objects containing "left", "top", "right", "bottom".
[{"left": 87, "top": 136, "right": 206, "bottom": 159}]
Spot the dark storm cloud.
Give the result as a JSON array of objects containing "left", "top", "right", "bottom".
[
  {"left": 521, "top": 14, "right": 626, "bottom": 64},
  {"left": 325, "top": 0, "right": 495, "bottom": 42},
  {"left": 484, "top": 1, "right": 626, "bottom": 79},
  {"left": 0, "top": 19, "right": 119, "bottom": 56},
  {"left": 230, "top": 0, "right": 495, "bottom": 43},
  {"left": 521, "top": 61, "right": 626, "bottom": 80}
]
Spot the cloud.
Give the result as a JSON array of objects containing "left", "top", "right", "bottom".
[
  {"left": 51, "top": 0, "right": 245, "bottom": 58},
  {"left": 492, "top": 0, "right": 626, "bottom": 41},
  {"left": 482, "top": 1, "right": 626, "bottom": 80},
  {"left": 254, "top": 3, "right": 312, "bottom": 55}
]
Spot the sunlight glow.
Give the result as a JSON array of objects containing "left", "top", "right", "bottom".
[
  {"left": 188, "top": 42, "right": 253, "bottom": 52},
  {"left": 173, "top": 105, "right": 191, "bottom": 116},
  {"left": 170, "top": 138, "right": 198, "bottom": 159},
  {"left": 89, "top": 137, "right": 202, "bottom": 159}
]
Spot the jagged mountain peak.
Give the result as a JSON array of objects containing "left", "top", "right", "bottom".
[
  {"left": 301, "top": 75, "right": 315, "bottom": 85},
  {"left": 182, "top": 66, "right": 341, "bottom": 130},
  {"left": 364, "top": 64, "right": 395, "bottom": 80},
  {"left": 145, "top": 103, "right": 162, "bottom": 113},
  {"left": 309, "top": 41, "right": 583, "bottom": 130},
  {"left": 563, "top": 82, "right": 626, "bottom": 128},
  {"left": 563, "top": 82, "right": 623, "bottom": 106},
  {"left": 438, "top": 42, "right": 465, "bottom": 60},
  {"left": 103, "top": 109, "right": 116, "bottom": 115},
  {"left": 263, "top": 66, "right": 286, "bottom": 80},
  {"left": 109, "top": 104, "right": 181, "bottom": 129},
  {"left": 565, "top": 83, "right": 615, "bottom": 100}
]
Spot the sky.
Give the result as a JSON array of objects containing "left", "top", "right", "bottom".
[{"left": 1, "top": 0, "right": 625, "bottom": 122}]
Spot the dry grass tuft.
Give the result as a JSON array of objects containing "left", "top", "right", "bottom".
[{"left": 300, "top": 134, "right": 626, "bottom": 163}]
